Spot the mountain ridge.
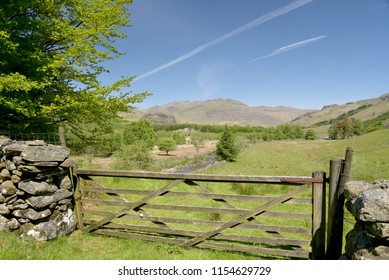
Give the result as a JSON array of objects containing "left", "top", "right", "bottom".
[{"left": 119, "top": 93, "right": 389, "bottom": 128}]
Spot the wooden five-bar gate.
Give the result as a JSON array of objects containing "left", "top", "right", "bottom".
[{"left": 71, "top": 148, "right": 354, "bottom": 260}]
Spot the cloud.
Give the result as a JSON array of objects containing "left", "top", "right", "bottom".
[
  {"left": 133, "top": 0, "right": 313, "bottom": 82},
  {"left": 250, "top": 35, "right": 326, "bottom": 62}
]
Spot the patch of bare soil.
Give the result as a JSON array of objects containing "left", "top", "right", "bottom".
[{"left": 152, "top": 141, "right": 217, "bottom": 159}]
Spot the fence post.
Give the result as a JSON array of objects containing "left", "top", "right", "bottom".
[
  {"left": 70, "top": 166, "right": 85, "bottom": 231},
  {"left": 59, "top": 126, "right": 67, "bottom": 147},
  {"left": 325, "top": 147, "right": 354, "bottom": 259},
  {"left": 326, "top": 159, "right": 342, "bottom": 259},
  {"left": 311, "top": 170, "right": 326, "bottom": 260}
]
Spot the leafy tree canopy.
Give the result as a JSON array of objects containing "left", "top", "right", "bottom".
[
  {"left": 122, "top": 120, "right": 156, "bottom": 148},
  {"left": 0, "top": 0, "right": 149, "bottom": 133}
]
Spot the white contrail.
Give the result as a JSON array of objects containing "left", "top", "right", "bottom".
[
  {"left": 250, "top": 35, "right": 326, "bottom": 62},
  {"left": 133, "top": 0, "right": 313, "bottom": 82}
]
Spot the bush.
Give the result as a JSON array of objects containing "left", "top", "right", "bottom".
[{"left": 216, "top": 127, "right": 239, "bottom": 162}]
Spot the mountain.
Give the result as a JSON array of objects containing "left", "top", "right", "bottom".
[
  {"left": 142, "top": 98, "right": 315, "bottom": 127},
  {"left": 119, "top": 93, "right": 389, "bottom": 128},
  {"left": 291, "top": 93, "right": 389, "bottom": 128}
]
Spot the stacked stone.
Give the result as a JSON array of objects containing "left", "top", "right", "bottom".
[
  {"left": 344, "top": 180, "right": 389, "bottom": 259},
  {"left": 0, "top": 137, "right": 77, "bottom": 241}
]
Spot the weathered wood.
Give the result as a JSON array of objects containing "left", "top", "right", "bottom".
[
  {"left": 80, "top": 199, "right": 312, "bottom": 220},
  {"left": 326, "top": 159, "right": 342, "bottom": 259},
  {"left": 77, "top": 169, "right": 320, "bottom": 184},
  {"left": 93, "top": 229, "right": 310, "bottom": 259},
  {"left": 82, "top": 212, "right": 311, "bottom": 234},
  {"left": 182, "top": 184, "right": 309, "bottom": 247},
  {"left": 80, "top": 185, "right": 311, "bottom": 204},
  {"left": 83, "top": 220, "right": 310, "bottom": 247},
  {"left": 326, "top": 147, "right": 354, "bottom": 259},
  {"left": 70, "top": 167, "right": 85, "bottom": 231},
  {"left": 311, "top": 171, "right": 326, "bottom": 260},
  {"left": 84, "top": 179, "right": 184, "bottom": 232}
]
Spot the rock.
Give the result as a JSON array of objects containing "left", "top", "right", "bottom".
[
  {"left": 7, "top": 218, "right": 20, "bottom": 230},
  {"left": 11, "top": 174, "right": 21, "bottom": 183},
  {"left": 18, "top": 209, "right": 76, "bottom": 241},
  {"left": 344, "top": 181, "right": 372, "bottom": 201},
  {"left": 13, "top": 208, "right": 52, "bottom": 221},
  {"left": 365, "top": 222, "right": 389, "bottom": 238},
  {"left": 345, "top": 223, "right": 389, "bottom": 260},
  {"left": 0, "top": 203, "right": 10, "bottom": 215},
  {"left": 0, "top": 194, "right": 4, "bottom": 203},
  {"left": 5, "top": 160, "right": 16, "bottom": 171},
  {"left": 0, "top": 180, "right": 17, "bottom": 196},
  {"left": 59, "top": 176, "right": 72, "bottom": 190},
  {"left": 27, "top": 189, "right": 73, "bottom": 209},
  {"left": 18, "top": 165, "right": 42, "bottom": 173},
  {"left": 18, "top": 181, "right": 58, "bottom": 195},
  {"left": 10, "top": 199, "right": 29, "bottom": 210},
  {"left": 21, "top": 145, "right": 70, "bottom": 162},
  {"left": 19, "top": 221, "right": 58, "bottom": 241},
  {"left": 60, "top": 158, "right": 77, "bottom": 168},
  {"left": 0, "top": 169, "right": 11, "bottom": 180},
  {"left": 25, "top": 140, "right": 46, "bottom": 146},
  {"left": 346, "top": 188, "right": 389, "bottom": 222},
  {"left": 12, "top": 156, "right": 24, "bottom": 165},
  {"left": 31, "top": 161, "right": 59, "bottom": 167},
  {"left": 0, "top": 215, "right": 9, "bottom": 231},
  {"left": 3, "top": 143, "right": 27, "bottom": 156}
]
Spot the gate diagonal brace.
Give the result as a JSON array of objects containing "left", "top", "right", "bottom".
[
  {"left": 185, "top": 179, "right": 298, "bottom": 238},
  {"left": 181, "top": 184, "right": 309, "bottom": 247},
  {"left": 84, "top": 179, "right": 184, "bottom": 233}
]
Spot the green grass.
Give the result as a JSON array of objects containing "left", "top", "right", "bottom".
[{"left": 1, "top": 129, "right": 388, "bottom": 260}]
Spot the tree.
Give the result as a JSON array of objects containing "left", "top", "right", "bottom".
[
  {"left": 216, "top": 126, "right": 239, "bottom": 162},
  {"left": 0, "top": 0, "right": 149, "bottom": 133},
  {"left": 304, "top": 129, "right": 317, "bottom": 140},
  {"left": 122, "top": 120, "right": 156, "bottom": 148},
  {"left": 158, "top": 138, "right": 177, "bottom": 155}
]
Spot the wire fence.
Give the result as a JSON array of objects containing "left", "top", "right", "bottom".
[{"left": 0, "top": 132, "right": 62, "bottom": 146}]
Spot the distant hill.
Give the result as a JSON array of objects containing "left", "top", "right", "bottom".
[
  {"left": 119, "top": 94, "right": 389, "bottom": 128},
  {"left": 291, "top": 93, "right": 389, "bottom": 128},
  {"left": 139, "top": 98, "right": 315, "bottom": 127}
]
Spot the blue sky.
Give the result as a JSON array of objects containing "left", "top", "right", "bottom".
[{"left": 101, "top": 0, "right": 389, "bottom": 110}]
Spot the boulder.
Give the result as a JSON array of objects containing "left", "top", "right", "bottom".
[
  {"left": 13, "top": 208, "right": 52, "bottom": 221},
  {"left": 346, "top": 188, "right": 389, "bottom": 222},
  {"left": 21, "top": 145, "right": 70, "bottom": 162},
  {"left": 18, "top": 181, "right": 58, "bottom": 195},
  {"left": 27, "top": 189, "right": 73, "bottom": 209}
]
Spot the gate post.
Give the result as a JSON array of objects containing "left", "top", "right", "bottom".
[
  {"left": 325, "top": 147, "right": 354, "bottom": 259},
  {"left": 311, "top": 170, "right": 326, "bottom": 260}
]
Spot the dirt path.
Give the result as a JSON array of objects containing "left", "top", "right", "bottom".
[{"left": 152, "top": 141, "right": 217, "bottom": 159}]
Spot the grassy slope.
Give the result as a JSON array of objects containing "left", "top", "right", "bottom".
[
  {"left": 1, "top": 129, "right": 387, "bottom": 260},
  {"left": 206, "top": 129, "right": 389, "bottom": 182}
]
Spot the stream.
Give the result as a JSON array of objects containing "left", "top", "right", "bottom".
[{"left": 165, "top": 152, "right": 221, "bottom": 174}]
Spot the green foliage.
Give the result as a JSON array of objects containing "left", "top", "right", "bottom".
[
  {"left": 158, "top": 137, "right": 177, "bottom": 155},
  {"left": 0, "top": 0, "right": 149, "bottom": 133},
  {"left": 216, "top": 126, "right": 239, "bottom": 162},
  {"left": 328, "top": 117, "right": 363, "bottom": 139},
  {"left": 122, "top": 120, "right": 156, "bottom": 148},
  {"left": 113, "top": 142, "right": 152, "bottom": 169},
  {"left": 304, "top": 129, "right": 317, "bottom": 140}
]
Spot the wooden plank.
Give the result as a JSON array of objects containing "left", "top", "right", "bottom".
[
  {"left": 82, "top": 212, "right": 311, "bottom": 234},
  {"left": 182, "top": 184, "right": 310, "bottom": 247},
  {"left": 90, "top": 220, "right": 310, "bottom": 247},
  {"left": 92, "top": 229, "right": 310, "bottom": 259},
  {"left": 80, "top": 185, "right": 311, "bottom": 204},
  {"left": 311, "top": 171, "right": 326, "bottom": 260},
  {"left": 84, "top": 179, "right": 184, "bottom": 232},
  {"left": 77, "top": 169, "right": 318, "bottom": 184},
  {"left": 70, "top": 167, "right": 85, "bottom": 231},
  {"left": 80, "top": 199, "right": 312, "bottom": 220},
  {"left": 196, "top": 242, "right": 310, "bottom": 259}
]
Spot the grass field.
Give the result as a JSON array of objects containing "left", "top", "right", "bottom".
[{"left": 1, "top": 129, "right": 388, "bottom": 260}]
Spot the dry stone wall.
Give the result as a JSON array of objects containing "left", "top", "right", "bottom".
[
  {"left": 344, "top": 180, "right": 389, "bottom": 259},
  {"left": 0, "top": 137, "right": 77, "bottom": 241}
]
